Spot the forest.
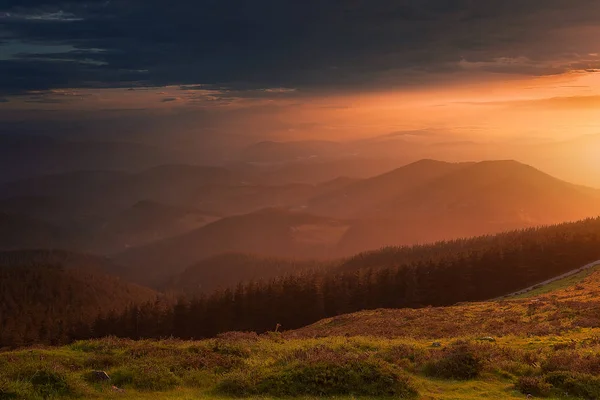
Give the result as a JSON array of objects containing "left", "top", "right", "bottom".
[
  {"left": 94, "top": 218, "right": 600, "bottom": 341},
  {"left": 3, "top": 217, "right": 599, "bottom": 348}
]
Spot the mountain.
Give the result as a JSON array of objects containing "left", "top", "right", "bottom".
[
  {"left": 0, "top": 164, "right": 339, "bottom": 219},
  {"left": 0, "top": 134, "right": 179, "bottom": 183},
  {"left": 0, "top": 165, "right": 358, "bottom": 254},
  {"left": 83, "top": 200, "right": 219, "bottom": 253},
  {"left": 307, "top": 159, "right": 471, "bottom": 218},
  {"left": 169, "top": 253, "right": 327, "bottom": 294},
  {"left": 232, "top": 157, "right": 412, "bottom": 185},
  {"left": 377, "top": 160, "right": 599, "bottom": 222},
  {"left": 0, "top": 165, "right": 241, "bottom": 239},
  {"left": 0, "top": 212, "right": 76, "bottom": 251},
  {"left": 0, "top": 195, "right": 76, "bottom": 226},
  {"left": 0, "top": 164, "right": 237, "bottom": 207},
  {"left": 116, "top": 208, "right": 350, "bottom": 287},
  {"left": 237, "top": 140, "right": 345, "bottom": 163},
  {"left": 0, "top": 250, "right": 156, "bottom": 347},
  {"left": 333, "top": 160, "right": 600, "bottom": 252}
]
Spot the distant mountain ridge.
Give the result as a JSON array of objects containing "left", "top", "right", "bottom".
[
  {"left": 116, "top": 208, "right": 350, "bottom": 287},
  {"left": 0, "top": 134, "right": 181, "bottom": 184},
  {"left": 168, "top": 253, "right": 328, "bottom": 294},
  {"left": 336, "top": 160, "right": 600, "bottom": 252}
]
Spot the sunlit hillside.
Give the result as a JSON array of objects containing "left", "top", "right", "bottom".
[
  {"left": 3, "top": 1, "right": 600, "bottom": 399},
  {"left": 4, "top": 265, "right": 600, "bottom": 399}
]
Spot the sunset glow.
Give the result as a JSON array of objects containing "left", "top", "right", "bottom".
[{"left": 4, "top": 3, "right": 600, "bottom": 396}]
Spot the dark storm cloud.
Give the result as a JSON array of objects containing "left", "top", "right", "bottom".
[{"left": 1, "top": 0, "right": 600, "bottom": 94}]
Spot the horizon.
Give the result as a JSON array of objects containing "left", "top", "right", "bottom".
[
  {"left": 1, "top": 1, "right": 600, "bottom": 187},
  {"left": 3, "top": 4, "right": 600, "bottom": 399}
]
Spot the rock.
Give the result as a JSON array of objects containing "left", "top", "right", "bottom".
[
  {"left": 111, "top": 385, "right": 125, "bottom": 393},
  {"left": 477, "top": 337, "right": 496, "bottom": 342},
  {"left": 90, "top": 371, "right": 111, "bottom": 382},
  {"left": 431, "top": 342, "right": 442, "bottom": 348}
]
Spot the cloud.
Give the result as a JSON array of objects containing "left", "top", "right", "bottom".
[
  {"left": 1, "top": 10, "right": 83, "bottom": 21},
  {"left": 508, "top": 95, "right": 600, "bottom": 110},
  {"left": 1, "top": 0, "right": 600, "bottom": 94},
  {"left": 456, "top": 95, "right": 600, "bottom": 110}
]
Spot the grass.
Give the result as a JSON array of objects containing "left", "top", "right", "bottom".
[
  {"left": 290, "top": 268, "right": 600, "bottom": 339},
  {"left": 4, "top": 269, "right": 600, "bottom": 399},
  {"left": 3, "top": 331, "right": 600, "bottom": 399},
  {"left": 508, "top": 263, "right": 600, "bottom": 299}
]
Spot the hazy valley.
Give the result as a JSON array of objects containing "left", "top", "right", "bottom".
[{"left": 3, "top": 2, "right": 600, "bottom": 397}]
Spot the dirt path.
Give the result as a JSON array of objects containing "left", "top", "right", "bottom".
[{"left": 494, "top": 259, "right": 600, "bottom": 300}]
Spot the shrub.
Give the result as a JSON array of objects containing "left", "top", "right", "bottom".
[
  {"left": 83, "top": 353, "right": 120, "bottom": 369},
  {"left": 216, "top": 371, "right": 258, "bottom": 397},
  {"left": 29, "top": 370, "right": 71, "bottom": 398},
  {"left": 381, "top": 344, "right": 425, "bottom": 363},
  {"left": 280, "top": 345, "right": 365, "bottom": 366},
  {"left": 542, "top": 351, "right": 600, "bottom": 375},
  {"left": 515, "top": 376, "right": 552, "bottom": 397},
  {"left": 177, "top": 347, "right": 243, "bottom": 373},
  {"left": 131, "top": 364, "right": 180, "bottom": 391},
  {"left": 109, "top": 367, "right": 134, "bottom": 388},
  {"left": 217, "top": 360, "right": 418, "bottom": 398},
  {"left": 544, "top": 371, "right": 600, "bottom": 399},
  {"left": 181, "top": 370, "right": 219, "bottom": 388},
  {"left": 424, "top": 344, "right": 483, "bottom": 380},
  {"left": 378, "top": 344, "right": 426, "bottom": 371},
  {"left": 211, "top": 341, "right": 251, "bottom": 358},
  {"left": 112, "top": 364, "right": 180, "bottom": 391},
  {"left": 0, "top": 378, "right": 18, "bottom": 400},
  {"left": 494, "top": 360, "right": 538, "bottom": 379}
]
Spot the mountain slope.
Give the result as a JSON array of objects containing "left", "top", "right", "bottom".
[
  {"left": 0, "top": 165, "right": 236, "bottom": 206},
  {"left": 337, "top": 160, "right": 600, "bottom": 252},
  {"left": 0, "top": 250, "right": 157, "bottom": 347},
  {"left": 290, "top": 258, "right": 600, "bottom": 339},
  {"left": 379, "top": 160, "right": 599, "bottom": 222},
  {"left": 0, "top": 212, "right": 77, "bottom": 251},
  {"left": 116, "top": 208, "right": 350, "bottom": 287},
  {"left": 307, "top": 159, "right": 470, "bottom": 218},
  {"left": 84, "top": 200, "right": 218, "bottom": 253},
  {"left": 238, "top": 140, "right": 345, "bottom": 163},
  {"left": 169, "top": 253, "right": 327, "bottom": 294},
  {"left": 0, "top": 134, "right": 178, "bottom": 184}
]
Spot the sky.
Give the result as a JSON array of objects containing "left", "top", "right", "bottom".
[{"left": 1, "top": 1, "right": 600, "bottom": 163}]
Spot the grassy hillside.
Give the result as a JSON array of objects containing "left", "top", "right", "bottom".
[
  {"left": 4, "top": 270, "right": 600, "bottom": 399},
  {"left": 292, "top": 266, "right": 600, "bottom": 339},
  {"left": 505, "top": 262, "right": 600, "bottom": 300}
]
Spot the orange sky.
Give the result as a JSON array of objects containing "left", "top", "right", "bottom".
[{"left": 3, "top": 69, "right": 599, "bottom": 142}]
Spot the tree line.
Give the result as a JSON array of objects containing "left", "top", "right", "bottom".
[
  {"left": 3, "top": 218, "right": 600, "bottom": 347},
  {"left": 91, "top": 217, "right": 600, "bottom": 341}
]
